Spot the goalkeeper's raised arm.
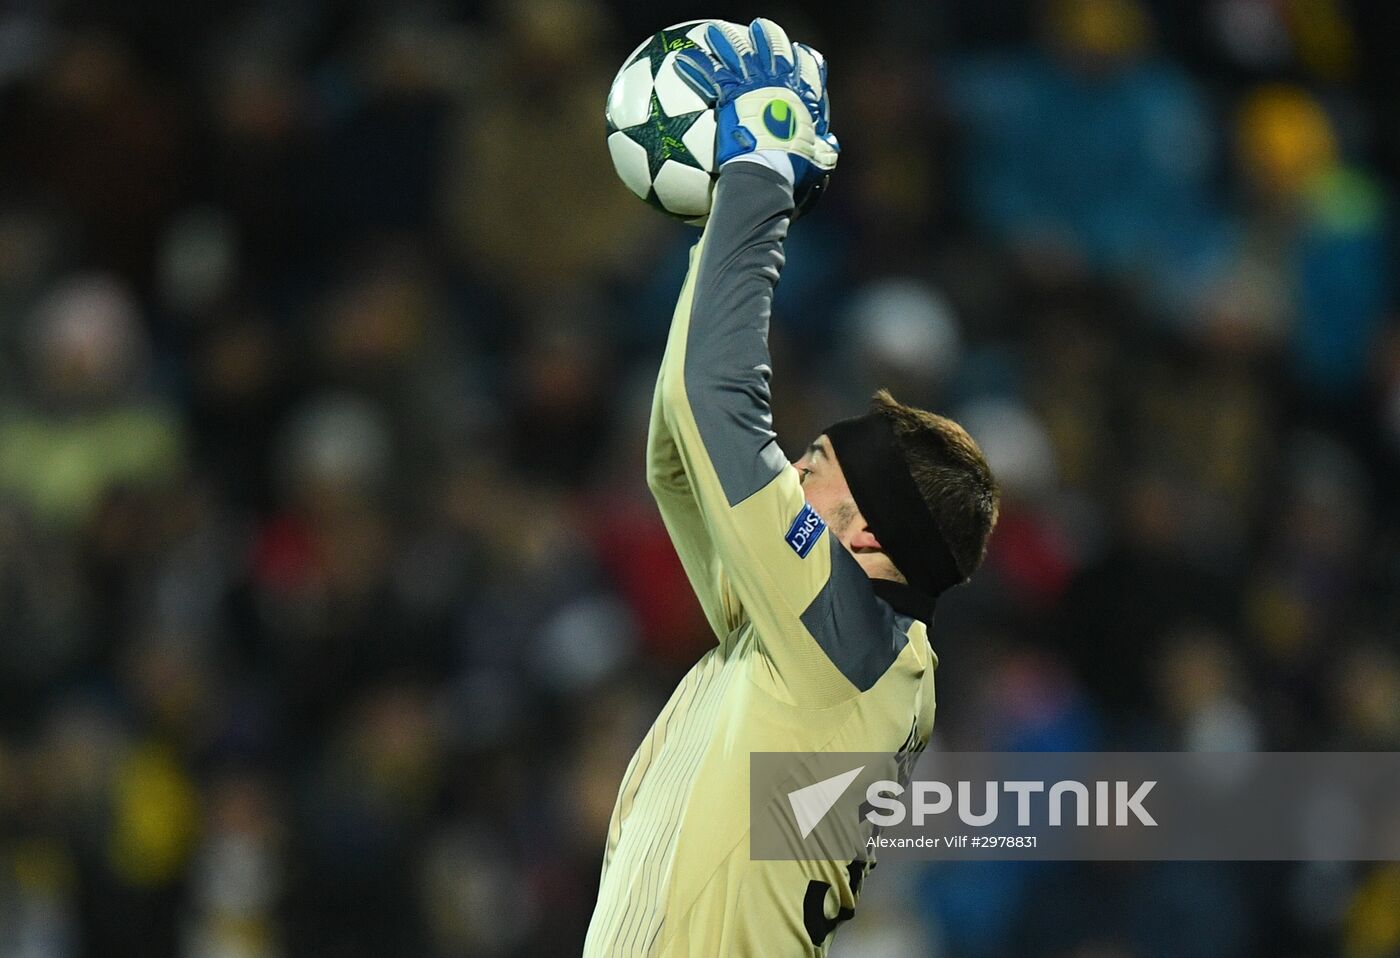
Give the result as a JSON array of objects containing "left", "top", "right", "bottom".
[{"left": 587, "top": 19, "right": 1000, "bottom": 957}]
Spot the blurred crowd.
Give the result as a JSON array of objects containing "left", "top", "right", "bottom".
[{"left": 0, "top": 0, "right": 1396, "bottom": 955}]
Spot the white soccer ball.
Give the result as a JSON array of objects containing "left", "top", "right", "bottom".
[{"left": 605, "top": 21, "right": 730, "bottom": 226}]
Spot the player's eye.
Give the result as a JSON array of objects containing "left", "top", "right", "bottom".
[{"left": 799, "top": 467, "right": 813, "bottom": 485}]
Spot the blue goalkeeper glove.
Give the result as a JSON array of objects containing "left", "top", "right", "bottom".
[{"left": 674, "top": 18, "right": 839, "bottom": 217}]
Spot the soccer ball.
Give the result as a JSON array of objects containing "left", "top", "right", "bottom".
[{"left": 605, "top": 21, "right": 729, "bottom": 225}]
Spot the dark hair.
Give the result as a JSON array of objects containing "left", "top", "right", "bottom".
[{"left": 870, "top": 389, "right": 1000, "bottom": 579}]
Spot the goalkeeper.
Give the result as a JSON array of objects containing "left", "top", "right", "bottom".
[{"left": 584, "top": 19, "right": 999, "bottom": 957}]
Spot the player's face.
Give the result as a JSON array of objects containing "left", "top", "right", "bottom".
[
  {"left": 792, "top": 435, "right": 855, "bottom": 534},
  {"left": 794, "top": 436, "right": 891, "bottom": 575}
]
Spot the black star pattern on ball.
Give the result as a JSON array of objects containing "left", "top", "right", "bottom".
[
  {"left": 628, "top": 26, "right": 700, "bottom": 76},
  {"left": 620, "top": 91, "right": 704, "bottom": 180}
]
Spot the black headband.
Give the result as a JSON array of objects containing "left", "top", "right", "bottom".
[{"left": 823, "top": 411, "right": 964, "bottom": 598}]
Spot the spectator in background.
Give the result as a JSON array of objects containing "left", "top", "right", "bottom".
[
  {"left": 445, "top": 0, "right": 658, "bottom": 307},
  {"left": 0, "top": 276, "right": 182, "bottom": 530},
  {"left": 1207, "top": 85, "right": 1390, "bottom": 401},
  {"left": 947, "top": 0, "right": 1224, "bottom": 298},
  {"left": 0, "top": 277, "right": 185, "bottom": 720}
]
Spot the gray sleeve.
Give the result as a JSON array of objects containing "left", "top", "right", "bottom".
[
  {"left": 676, "top": 164, "right": 908, "bottom": 694},
  {"left": 683, "top": 163, "right": 796, "bottom": 507}
]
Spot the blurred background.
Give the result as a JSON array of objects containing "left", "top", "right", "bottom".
[{"left": 0, "top": 0, "right": 1397, "bottom": 955}]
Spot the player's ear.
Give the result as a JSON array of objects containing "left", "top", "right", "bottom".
[{"left": 848, "top": 522, "right": 882, "bottom": 553}]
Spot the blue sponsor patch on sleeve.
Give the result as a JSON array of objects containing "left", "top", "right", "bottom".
[{"left": 784, "top": 502, "right": 827, "bottom": 558}]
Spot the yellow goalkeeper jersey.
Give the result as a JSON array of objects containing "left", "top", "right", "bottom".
[{"left": 583, "top": 164, "right": 938, "bottom": 958}]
